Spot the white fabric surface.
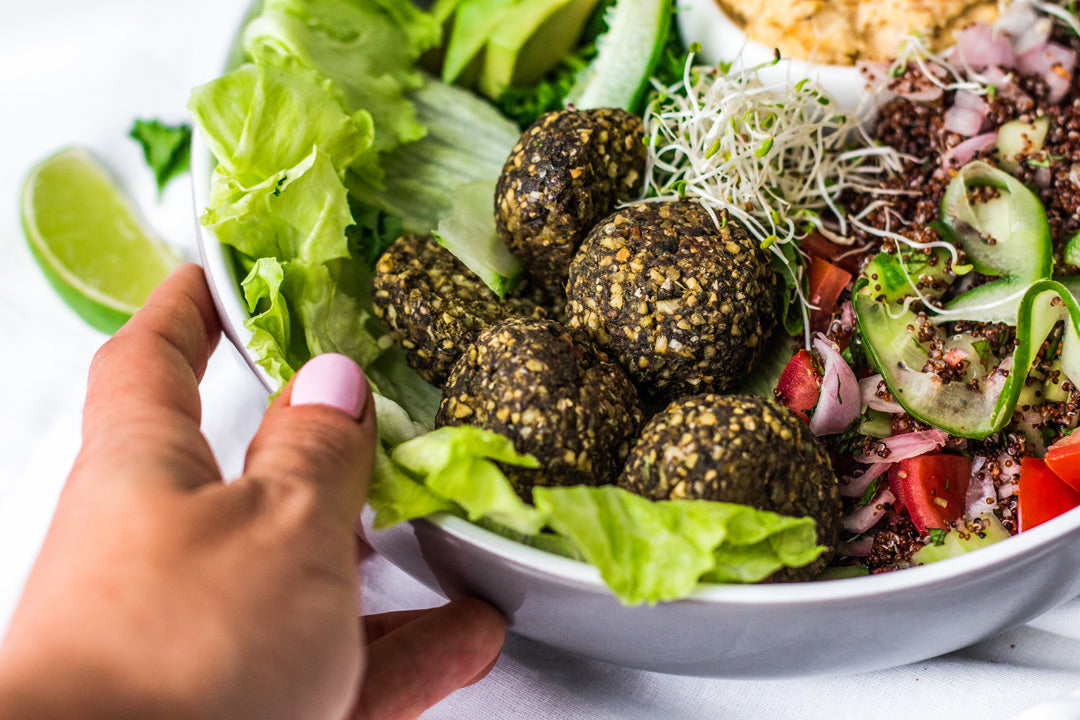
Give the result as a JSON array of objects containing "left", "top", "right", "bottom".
[{"left": 1, "top": 2, "right": 1079, "bottom": 718}]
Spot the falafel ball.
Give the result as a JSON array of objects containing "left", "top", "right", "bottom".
[
  {"left": 437, "top": 317, "right": 645, "bottom": 500},
  {"left": 372, "top": 234, "right": 562, "bottom": 386},
  {"left": 495, "top": 108, "right": 646, "bottom": 287},
  {"left": 566, "top": 201, "right": 778, "bottom": 403},
  {"left": 619, "top": 393, "right": 840, "bottom": 580}
]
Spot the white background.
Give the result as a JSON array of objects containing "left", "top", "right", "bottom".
[{"left": 2, "top": 2, "right": 1079, "bottom": 718}]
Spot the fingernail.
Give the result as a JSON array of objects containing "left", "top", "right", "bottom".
[{"left": 290, "top": 353, "right": 367, "bottom": 419}]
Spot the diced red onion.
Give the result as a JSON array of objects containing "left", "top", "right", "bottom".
[
  {"left": 943, "top": 347, "right": 970, "bottom": 366},
  {"left": 996, "top": 2, "right": 1039, "bottom": 41},
  {"left": 996, "top": 449, "right": 1021, "bottom": 499},
  {"left": 1012, "top": 17, "right": 1053, "bottom": 57},
  {"left": 956, "top": 23, "right": 1016, "bottom": 71},
  {"left": 944, "top": 105, "right": 987, "bottom": 137},
  {"left": 1017, "top": 42, "right": 1076, "bottom": 104},
  {"left": 839, "top": 300, "right": 856, "bottom": 329},
  {"left": 857, "top": 60, "right": 892, "bottom": 90},
  {"left": 856, "top": 428, "right": 949, "bottom": 464},
  {"left": 980, "top": 66, "right": 1020, "bottom": 99},
  {"left": 839, "top": 462, "right": 890, "bottom": 498},
  {"left": 953, "top": 89, "right": 989, "bottom": 112},
  {"left": 809, "top": 334, "right": 862, "bottom": 436},
  {"left": 839, "top": 535, "right": 876, "bottom": 558},
  {"left": 941, "top": 132, "right": 998, "bottom": 170},
  {"left": 841, "top": 489, "right": 896, "bottom": 533},
  {"left": 894, "top": 83, "right": 944, "bottom": 103},
  {"left": 859, "top": 374, "right": 902, "bottom": 414},
  {"left": 965, "top": 456, "right": 998, "bottom": 517}
]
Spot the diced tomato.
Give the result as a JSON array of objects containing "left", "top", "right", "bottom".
[
  {"left": 888, "top": 454, "right": 971, "bottom": 533},
  {"left": 807, "top": 257, "right": 853, "bottom": 331},
  {"left": 1044, "top": 431, "right": 1080, "bottom": 494},
  {"left": 775, "top": 349, "right": 822, "bottom": 424},
  {"left": 1018, "top": 457, "right": 1080, "bottom": 531},
  {"left": 801, "top": 231, "right": 862, "bottom": 273}
]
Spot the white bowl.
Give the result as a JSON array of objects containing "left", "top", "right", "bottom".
[
  {"left": 678, "top": 0, "right": 866, "bottom": 111},
  {"left": 191, "top": 5, "right": 1080, "bottom": 675},
  {"left": 193, "top": 127, "right": 1080, "bottom": 678}
]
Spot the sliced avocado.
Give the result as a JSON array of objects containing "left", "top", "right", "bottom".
[
  {"left": 910, "top": 513, "right": 1011, "bottom": 565},
  {"left": 441, "top": 0, "right": 519, "bottom": 85},
  {"left": 479, "top": 0, "right": 602, "bottom": 99}
]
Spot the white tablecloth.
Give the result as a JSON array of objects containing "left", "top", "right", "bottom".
[{"left": 2, "top": 3, "right": 1079, "bottom": 718}]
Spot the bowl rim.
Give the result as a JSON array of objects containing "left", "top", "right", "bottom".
[{"left": 190, "top": 16, "right": 1080, "bottom": 609}]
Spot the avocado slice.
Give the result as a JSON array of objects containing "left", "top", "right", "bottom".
[
  {"left": 441, "top": 0, "right": 518, "bottom": 85},
  {"left": 479, "top": 0, "right": 602, "bottom": 99}
]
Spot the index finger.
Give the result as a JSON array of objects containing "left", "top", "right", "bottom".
[{"left": 77, "top": 263, "right": 223, "bottom": 491}]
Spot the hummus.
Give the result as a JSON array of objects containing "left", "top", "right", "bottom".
[{"left": 717, "top": 0, "right": 1000, "bottom": 65}]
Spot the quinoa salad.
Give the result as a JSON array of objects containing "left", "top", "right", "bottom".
[{"left": 191, "top": 0, "right": 1080, "bottom": 603}]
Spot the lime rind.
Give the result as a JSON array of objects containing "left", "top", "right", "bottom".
[{"left": 21, "top": 147, "right": 180, "bottom": 334}]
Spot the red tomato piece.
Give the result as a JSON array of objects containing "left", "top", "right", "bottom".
[
  {"left": 1018, "top": 457, "right": 1080, "bottom": 531},
  {"left": 1045, "top": 431, "right": 1080, "bottom": 494},
  {"left": 888, "top": 454, "right": 971, "bottom": 533},
  {"left": 775, "top": 349, "right": 822, "bottom": 424},
  {"left": 801, "top": 231, "right": 862, "bottom": 273},
  {"left": 807, "top": 257, "right": 853, "bottom": 331}
]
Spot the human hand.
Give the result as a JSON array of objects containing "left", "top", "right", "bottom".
[{"left": 0, "top": 264, "right": 505, "bottom": 720}]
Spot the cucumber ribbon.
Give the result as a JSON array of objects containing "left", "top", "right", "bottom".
[{"left": 854, "top": 161, "right": 1080, "bottom": 439}]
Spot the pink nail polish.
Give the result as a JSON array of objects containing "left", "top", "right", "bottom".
[{"left": 290, "top": 353, "right": 367, "bottom": 419}]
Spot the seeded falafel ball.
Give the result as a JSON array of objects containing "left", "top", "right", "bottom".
[
  {"left": 437, "top": 317, "right": 645, "bottom": 501},
  {"left": 619, "top": 393, "right": 840, "bottom": 580},
  {"left": 372, "top": 234, "right": 562, "bottom": 386},
  {"left": 495, "top": 108, "right": 646, "bottom": 287},
  {"left": 566, "top": 201, "right": 778, "bottom": 403}
]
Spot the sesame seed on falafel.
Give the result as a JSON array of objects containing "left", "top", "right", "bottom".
[
  {"left": 566, "top": 200, "right": 779, "bottom": 403},
  {"left": 495, "top": 108, "right": 646, "bottom": 288},
  {"left": 618, "top": 393, "right": 840, "bottom": 581},
  {"left": 437, "top": 317, "right": 645, "bottom": 501},
  {"left": 372, "top": 234, "right": 563, "bottom": 386}
]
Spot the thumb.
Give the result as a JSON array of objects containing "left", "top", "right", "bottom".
[{"left": 243, "top": 353, "right": 376, "bottom": 526}]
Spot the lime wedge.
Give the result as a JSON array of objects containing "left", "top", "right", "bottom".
[{"left": 21, "top": 147, "right": 180, "bottom": 334}]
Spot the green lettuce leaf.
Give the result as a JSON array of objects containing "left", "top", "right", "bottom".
[
  {"left": 534, "top": 486, "right": 825, "bottom": 604},
  {"left": 369, "top": 446, "right": 458, "bottom": 528},
  {"left": 241, "top": 256, "right": 300, "bottom": 383},
  {"left": 368, "top": 427, "right": 827, "bottom": 605},
  {"left": 243, "top": 0, "right": 436, "bottom": 179},
  {"left": 390, "top": 426, "right": 546, "bottom": 535},
  {"left": 347, "top": 75, "right": 520, "bottom": 234},
  {"left": 202, "top": 148, "right": 352, "bottom": 266},
  {"left": 189, "top": 62, "right": 373, "bottom": 186}
]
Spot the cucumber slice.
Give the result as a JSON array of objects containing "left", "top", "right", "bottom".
[
  {"left": 1066, "top": 229, "right": 1080, "bottom": 268},
  {"left": 861, "top": 248, "right": 955, "bottom": 305},
  {"left": 855, "top": 279, "right": 1080, "bottom": 439},
  {"left": 564, "top": 0, "right": 672, "bottom": 112},
  {"left": 994, "top": 117, "right": 1049, "bottom": 175},
  {"left": 910, "top": 513, "right": 1010, "bottom": 566},
  {"left": 937, "top": 161, "right": 1053, "bottom": 324}
]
